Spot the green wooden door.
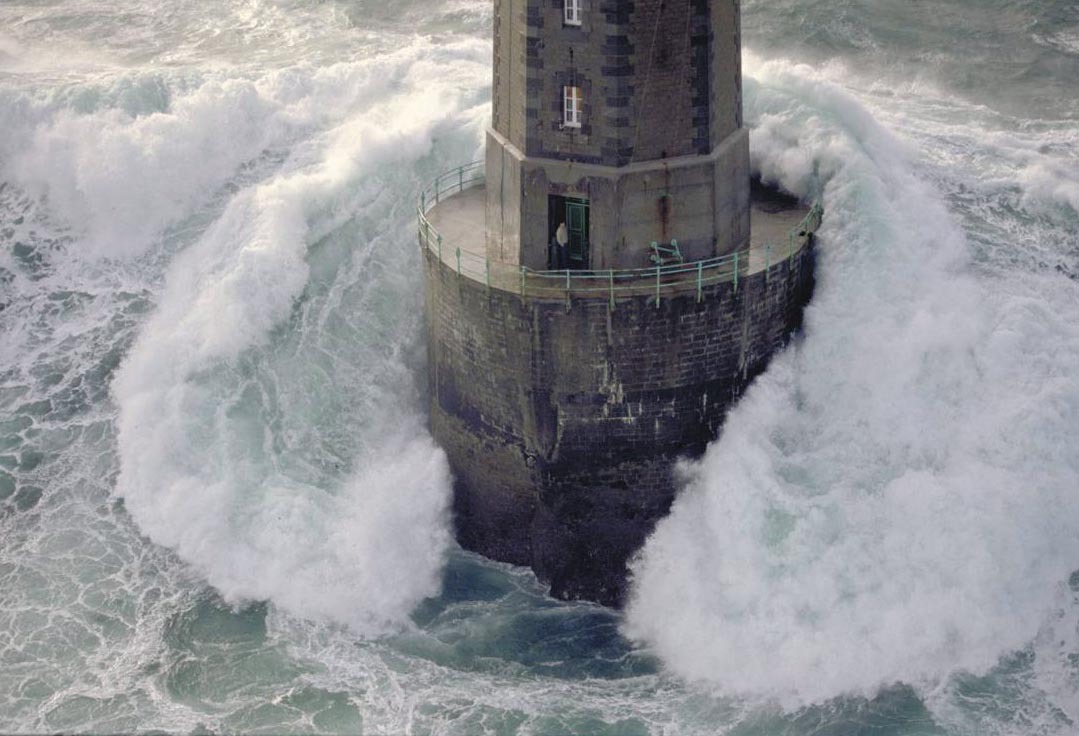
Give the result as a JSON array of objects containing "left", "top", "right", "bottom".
[{"left": 565, "top": 199, "right": 589, "bottom": 269}]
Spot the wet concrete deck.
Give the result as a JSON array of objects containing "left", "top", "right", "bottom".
[{"left": 423, "top": 182, "right": 813, "bottom": 295}]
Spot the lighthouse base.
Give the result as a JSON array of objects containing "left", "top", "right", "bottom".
[
  {"left": 423, "top": 193, "right": 816, "bottom": 605},
  {"left": 433, "top": 400, "right": 696, "bottom": 604}
]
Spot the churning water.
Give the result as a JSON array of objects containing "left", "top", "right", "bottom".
[{"left": 1, "top": 0, "right": 1077, "bottom": 733}]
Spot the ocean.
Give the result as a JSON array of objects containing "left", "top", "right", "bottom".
[{"left": 1, "top": 0, "right": 1077, "bottom": 733}]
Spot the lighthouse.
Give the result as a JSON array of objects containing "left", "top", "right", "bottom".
[{"left": 420, "top": 0, "right": 821, "bottom": 605}]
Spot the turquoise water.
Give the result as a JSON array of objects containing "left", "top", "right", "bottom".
[{"left": 1, "top": 0, "right": 1078, "bottom": 733}]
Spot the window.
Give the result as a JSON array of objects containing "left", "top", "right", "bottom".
[
  {"left": 564, "top": 0, "right": 582, "bottom": 26},
  {"left": 563, "top": 85, "right": 582, "bottom": 128}
]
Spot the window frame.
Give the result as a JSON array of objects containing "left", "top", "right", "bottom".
[
  {"left": 563, "top": 85, "right": 582, "bottom": 129},
  {"left": 564, "top": 0, "right": 582, "bottom": 26}
]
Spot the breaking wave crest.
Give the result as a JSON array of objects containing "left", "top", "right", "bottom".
[
  {"left": 625, "top": 54, "right": 1079, "bottom": 710},
  {"left": 108, "top": 45, "right": 490, "bottom": 634},
  {"left": 0, "top": 39, "right": 495, "bottom": 635}
]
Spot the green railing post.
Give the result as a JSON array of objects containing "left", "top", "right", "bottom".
[
  {"left": 608, "top": 270, "right": 615, "bottom": 311},
  {"left": 456, "top": 246, "right": 461, "bottom": 276},
  {"left": 421, "top": 191, "right": 425, "bottom": 212},
  {"left": 437, "top": 233, "right": 442, "bottom": 263},
  {"left": 485, "top": 258, "right": 490, "bottom": 290},
  {"left": 434, "top": 176, "right": 440, "bottom": 205},
  {"left": 655, "top": 265, "right": 661, "bottom": 308},
  {"left": 733, "top": 251, "right": 739, "bottom": 293},
  {"left": 696, "top": 261, "right": 703, "bottom": 302}
]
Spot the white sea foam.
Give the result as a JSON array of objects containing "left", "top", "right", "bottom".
[
  {"left": 1, "top": 37, "right": 488, "bottom": 261},
  {"left": 1018, "top": 157, "right": 1079, "bottom": 214},
  {"left": 7, "top": 80, "right": 283, "bottom": 259},
  {"left": 625, "top": 54, "right": 1079, "bottom": 708},
  {"left": 0, "top": 7, "right": 493, "bottom": 716},
  {"left": 101, "top": 41, "right": 489, "bottom": 634}
]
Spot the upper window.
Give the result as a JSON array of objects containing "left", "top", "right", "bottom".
[
  {"left": 563, "top": 85, "right": 582, "bottom": 128},
  {"left": 564, "top": 0, "right": 582, "bottom": 26}
]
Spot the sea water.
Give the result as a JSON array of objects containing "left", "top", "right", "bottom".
[{"left": 1, "top": 0, "right": 1077, "bottom": 733}]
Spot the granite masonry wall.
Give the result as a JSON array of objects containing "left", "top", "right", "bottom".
[
  {"left": 485, "top": 0, "right": 752, "bottom": 273},
  {"left": 496, "top": 0, "right": 723, "bottom": 164},
  {"left": 424, "top": 237, "right": 815, "bottom": 605}
]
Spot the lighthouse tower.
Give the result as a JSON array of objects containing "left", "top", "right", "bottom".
[
  {"left": 485, "top": 0, "right": 750, "bottom": 270},
  {"left": 420, "top": 0, "right": 820, "bottom": 605}
]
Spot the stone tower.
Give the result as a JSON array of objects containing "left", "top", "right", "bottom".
[
  {"left": 420, "top": 0, "right": 820, "bottom": 605},
  {"left": 485, "top": 0, "right": 750, "bottom": 271}
]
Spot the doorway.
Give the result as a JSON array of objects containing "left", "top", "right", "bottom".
[{"left": 547, "top": 195, "right": 590, "bottom": 270}]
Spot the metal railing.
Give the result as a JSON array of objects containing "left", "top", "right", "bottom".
[
  {"left": 417, "top": 161, "right": 822, "bottom": 307},
  {"left": 419, "top": 160, "right": 485, "bottom": 215}
]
